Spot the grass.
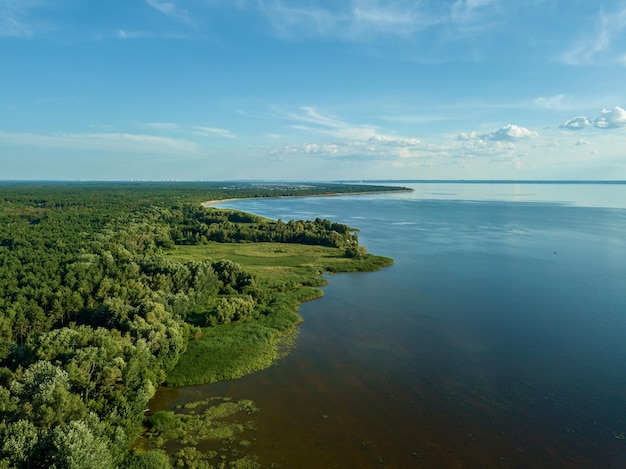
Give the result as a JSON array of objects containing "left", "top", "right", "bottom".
[{"left": 165, "top": 242, "right": 392, "bottom": 387}]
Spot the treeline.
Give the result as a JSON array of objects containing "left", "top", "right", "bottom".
[
  {"left": 0, "top": 182, "right": 384, "bottom": 468},
  {"left": 171, "top": 204, "right": 359, "bottom": 249}
]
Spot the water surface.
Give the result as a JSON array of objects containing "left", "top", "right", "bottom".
[{"left": 153, "top": 182, "right": 626, "bottom": 468}]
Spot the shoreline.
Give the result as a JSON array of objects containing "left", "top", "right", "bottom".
[{"left": 201, "top": 188, "right": 413, "bottom": 208}]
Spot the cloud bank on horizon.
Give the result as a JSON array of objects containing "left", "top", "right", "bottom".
[{"left": 1, "top": 0, "right": 625, "bottom": 180}]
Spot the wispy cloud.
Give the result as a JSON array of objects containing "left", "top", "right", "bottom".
[
  {"left": 284, "top": 106, "right": 419, "bottom": 143},
  {"left": 192, "top": 126, "right": 238, "bottom": 139},
  {"left": 562, "top": 4, "right": 626, "bottom": 65},
  {"left": 0, "top": 0, "right": 50, "bottom": 37},
  {"left": 144, "top": 122, "right": 181, "bottom": 131},
  {"left": 450, "top": 0, "right": 498, "bottom": 27},
  {"left": 349, "top": 1, "right": 441, "bottom": 39},
  {"left": 145, "top": 0, "right": 198, "bottom": 28},
  {"left": 0, "top": 1, "right": 200, "bottom": 40},
  {"left": 534, "top": 94, "right": 567, "bottom": 110},
  {"left": 141, "top": 122, "right": 237, "bottom": 139},
  {"left": 256, "top": 0, "right": 445, "bottom": 41},
  {"left": 113, "top": 29, "right": 155, "bottom": 40},
  {"left": 0, "top": 130, "right": 197, "bottom": 154},
  {"left": 285, "top": 106, "right": 380, "bottom": 140},
  {"left": 270, "top": 106, "right": 422, "bottom": 159}
]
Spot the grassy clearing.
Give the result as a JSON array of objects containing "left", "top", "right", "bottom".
[
  {"left": 165, "top": 242, "right": 392, "bottom": 387},
  {"left": 166, "top": 241, "right": 392, "bottom": 281}
]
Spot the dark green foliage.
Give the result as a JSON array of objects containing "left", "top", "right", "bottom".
[
  {"left": 147, "top": 411, "right": 178, "bottom": 432},
  {"left": 123, "top": 450, "right": 171, "bottom": 469}
]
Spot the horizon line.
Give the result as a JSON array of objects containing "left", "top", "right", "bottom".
[{"left": 1, "top": 179, "right": 626, "bottom": 185}]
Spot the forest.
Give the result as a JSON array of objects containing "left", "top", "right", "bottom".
[{"left": 0, "top": 182, "right": 401, "bottom": 468}]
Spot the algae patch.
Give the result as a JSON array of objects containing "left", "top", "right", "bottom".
[{"left": 134, "top": 397, "right": 262, "bottom": 468}]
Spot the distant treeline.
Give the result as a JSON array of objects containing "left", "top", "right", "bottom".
[
  {"left": 0, "top": 180, "right": 409, "bottom": 209},
  {"left": 0, "top": 182, "right": 396, "bottom": 468}
]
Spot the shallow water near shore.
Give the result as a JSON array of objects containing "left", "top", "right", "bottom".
[{"left": 151, "top": 182, "right": 626, "bottom": 467}]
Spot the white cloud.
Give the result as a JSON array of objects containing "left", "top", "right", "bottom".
[
  {"left": 560, "top": 116, "right": 592, "bottom": 130},
  {"left": 457, "top": 131, "right": 479, "bottom": 141},
  {"left": 454, "top": 124, "right": 539, "bottom": 160},
  {"left": 459, "top": 124, "right": 538, "bottom": 143},
  {"left": 368, "top": 134, "right": 420, "bottom": 146},
  {"left": 575, "top": 139, "right": 590, "bottom": 146},
  {"left": 560, "top": 107, "right": 626, "bottom": 130},
  {"left": 486, "top": 124, "right": 538, "bottom": 141},
  {"left": 594, "top": 106, "right": 626, "bottom": 128}
]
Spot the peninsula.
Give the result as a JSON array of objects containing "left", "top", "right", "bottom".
[{"left": 0, "top": 181, "right": 406, "bottom": 468}]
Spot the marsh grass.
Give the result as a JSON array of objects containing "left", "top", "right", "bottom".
[
  {"left": 138, "top": 397, "right": 261, "bottom": 468},
  {"left": 165, "top": 242, "right": 392, "bottom": 386}
]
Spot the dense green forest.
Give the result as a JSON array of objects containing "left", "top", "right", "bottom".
[{"left": 0, "top": 182, "right": 401, "bottom": 468}]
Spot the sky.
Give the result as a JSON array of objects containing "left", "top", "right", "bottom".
[{"left": 1, "top": 0, "right": 626, "bottom": 181}]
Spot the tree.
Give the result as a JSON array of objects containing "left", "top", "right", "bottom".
[
  {"left": 345, "top": 244, "right": 367, "bottom": 259},
  {"left": 50, "top": 420, "right": 114, "bottom": 469},
  {"left": 0, "top": 419, "right": 39, "bottom": 468}
]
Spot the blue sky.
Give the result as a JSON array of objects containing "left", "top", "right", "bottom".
[{"left": 1, "top": 0, "right": 626, "bottom": 181}]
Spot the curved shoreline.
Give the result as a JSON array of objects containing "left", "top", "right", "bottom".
[{"left": 201, "top": 188, "right": 414, "bottom": 207}]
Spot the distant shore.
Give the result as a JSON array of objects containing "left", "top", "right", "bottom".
[{"left": 202, "top": 188, "right": 413, "bottom": 208}]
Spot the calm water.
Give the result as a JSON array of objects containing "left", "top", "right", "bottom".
[{"left": 154, "top": 183, "right": 626, "bottom": 468}]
